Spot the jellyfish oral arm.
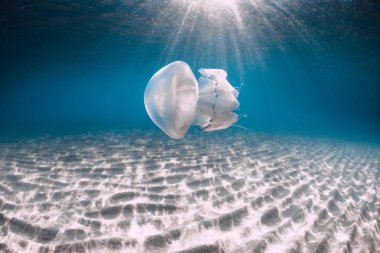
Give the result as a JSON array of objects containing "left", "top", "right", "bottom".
[{"left": 193, "top": 69, "right": 240, "bottom": 131}]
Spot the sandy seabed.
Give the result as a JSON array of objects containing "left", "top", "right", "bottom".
[{"left": 0, "top": 130, "right": 379, "bottom": 253}]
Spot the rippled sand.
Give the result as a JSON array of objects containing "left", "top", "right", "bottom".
[{"left": 0, "top": 130, "right": 379, "bottom": 253}]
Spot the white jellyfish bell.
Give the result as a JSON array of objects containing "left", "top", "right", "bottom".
[{"left": 144, "top": 61, "right": 241, "bottom": 139}]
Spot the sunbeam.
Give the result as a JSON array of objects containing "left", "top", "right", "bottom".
[{"left": 1, "top": 1, "right": 380, "bottom": 252}]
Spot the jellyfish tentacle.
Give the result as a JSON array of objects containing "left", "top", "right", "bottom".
[{"left": 231, "top": 124, "right": 248, "bottom": 130}]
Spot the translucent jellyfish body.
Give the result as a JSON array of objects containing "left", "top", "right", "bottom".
[{"left": 144, "top": 61, "right": 240, "bottom": 139}]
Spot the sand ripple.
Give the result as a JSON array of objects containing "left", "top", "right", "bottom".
[{"left": 0, "top": 130, "right": 379, "bottom": 252}]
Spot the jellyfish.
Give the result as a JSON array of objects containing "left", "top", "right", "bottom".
[{"left": 144, "top": 61, "right": 240, "bottom": 139}]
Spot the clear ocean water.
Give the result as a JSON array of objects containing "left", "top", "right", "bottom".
[{"left": 0, "top": 1, "right": 379, "bottom": 252}]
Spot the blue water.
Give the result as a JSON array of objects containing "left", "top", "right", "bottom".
[
  {"left": 1, "top": 2, "right": 380, "bottom": 252},
  {"left": 0, "top": 0, "right": 380, "bottom": 142}
]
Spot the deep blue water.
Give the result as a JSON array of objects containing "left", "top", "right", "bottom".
[{"left": 1, "top": 0, "right": 380, "bottom": 142}]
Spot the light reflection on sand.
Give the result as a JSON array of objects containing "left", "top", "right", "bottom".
[{"left": 0, "top": 130, "right": 379, "bottom": 252}]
